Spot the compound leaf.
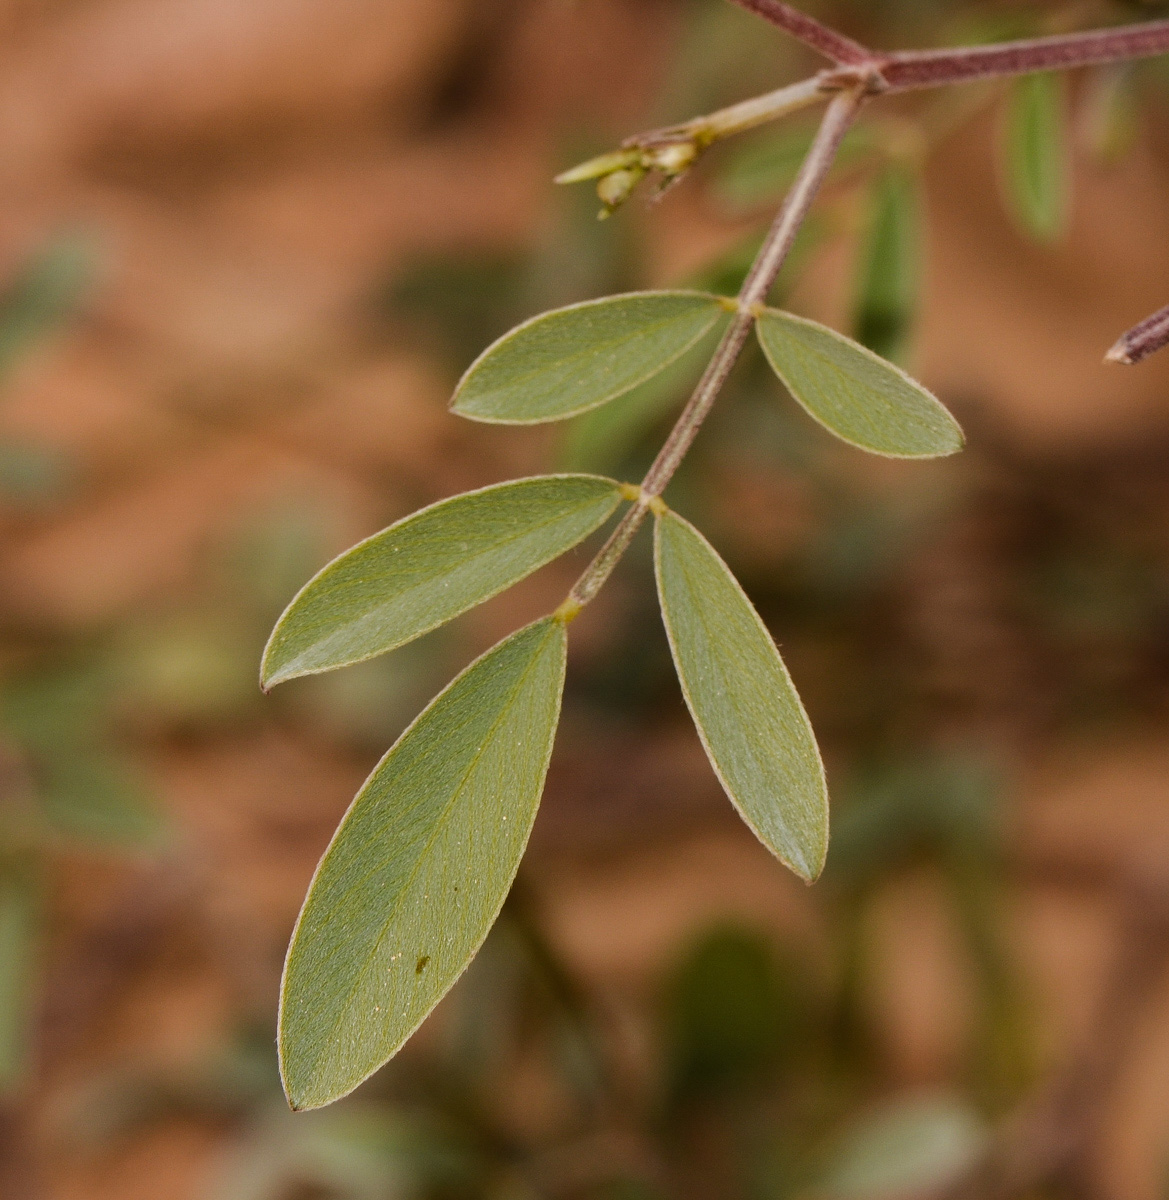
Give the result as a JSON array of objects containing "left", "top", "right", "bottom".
[
  {"left": 654, "top": 511, "right": 828, "bottom": 881},
  {"left": 262, "top": 475, "right": 621, "bottom": 687},
  {"left": 755, "top": 307, "right": 963, "bottom": 459},
  {"left": 280, "top": 617, "right": 567, "bottom": 1110},
  {"left": 451, "top": 291, "right": 727, "bottom": 423},
  {"left": 1002, "top": 72, "right": 1070, "bottom": 242}
]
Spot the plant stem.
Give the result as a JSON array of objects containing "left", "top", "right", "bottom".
[
  {"left": 873, "top": 19, "right": 1169, "bottom": 91},
  {"left": 727, "top": 0, "right": 873, "bottom": 66},
  {"left": 567, "top": 87, "right": 866, "bottom": 611},
  {"left": 627, "top": 75, "right": 828, "bottom": 151},
  {"left": 570, "top": 17, "right": 1169, "bottom": 190},
  {"left": 1107, "top": 302, "right": 1169, "bottom": 365}
]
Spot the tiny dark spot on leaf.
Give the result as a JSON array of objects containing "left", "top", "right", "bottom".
[{"left": 415, "top": 955, "right": 430, "bottom": 974}]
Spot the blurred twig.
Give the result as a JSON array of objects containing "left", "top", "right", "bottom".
[{"left": 922, "top": 862, "right": 1169, "bottom": 1200}]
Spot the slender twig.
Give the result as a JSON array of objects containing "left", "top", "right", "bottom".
[
  {"left": 871, "top": 19, "right": 1169, "bottom": 92},
  {"left": 726, "top": 0, "right": 873, "bottom": 66},
  {"left": 560, "top": 18, "right": 1169, "bottom": 202},
  {"left": 643, "top": 88, "right": 864, "bottom": 496},
  {"left": 556, "top": 6, "right": 1169, "bottom": 616},
  {"left": 1107, "top": 302, "right": 1169, "bottom": 365},
  {"left": 623, "top": 75, "right": 828, "bottom": 151},
  {"left": 565, "top": 87, "right": 867, "bottom": 611}
]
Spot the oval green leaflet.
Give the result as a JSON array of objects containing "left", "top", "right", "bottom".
[
  {"left": 654, "top": 510, "right": 828, "bottom": 882},
  {"left": 854, "top": 167, "right": 921, "bottom": 366},
  {"left": 754, "top": 307, "right": 963, "bottom": 459},
  {"left": 279, "top": 616, "right": 567, "bottom": 1110},
  {"left": 450, "top": 291, "right": 730, "bottom": 424},
  {"left": 261, "top": 475, "right": 623, "bottom": 688},
  {"left": 1002, "top": 72, "right": 1070, "bottom": 243}
]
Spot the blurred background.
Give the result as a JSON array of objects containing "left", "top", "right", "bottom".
[{"left": 4, "top": 0, "right": 1169, "bottom": 1196}]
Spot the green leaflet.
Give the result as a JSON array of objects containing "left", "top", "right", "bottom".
[
  {"left": 558, "top": 323, "right": 723, "bottom": 473},
  {"left": 854, "top": 167, "right": 921, "bottom": 366},
  {"left": 279, "top": 617, "right": 567, "bottom": 1110},
  {"left": 451, "top": 291, "right": 728, "bottom": 423},
  {"left": 654, "top": 511, "right": 828, "bottom": 882},
  {"left": 262, "top": 475, "right": 621, "bottom": 687},
  {"left": 1002, "top": 72, "right": 1070, "bottom": 243},
  {"left": 754, "top": 308, "right": 963, "bottom": 459}
]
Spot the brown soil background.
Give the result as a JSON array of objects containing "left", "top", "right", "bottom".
[{"left": 4, "top": 1, "right": 1169, "bottom": 1197}]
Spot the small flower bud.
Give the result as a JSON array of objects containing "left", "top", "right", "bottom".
[
  {"left": 646, "top": 140, "right": 698, "bottom": 177},
  {"left": 596, "top": 167, "right": 645, "bottom": 214}
]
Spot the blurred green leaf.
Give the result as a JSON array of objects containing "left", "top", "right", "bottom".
[
  {"left": 279, "top": 618, "right": 566, "bottom": 1110},
  {"left": 39, "top": 754, "right": 167, "bottom": 850},
  {"left": 262, "top": 475, "right": 622, "bottom": 687},
  {"left": 214, "top": 1103, "right": 477, "bottom": 1200},
  {"left": 1080, "top": 64, "right": 1140, "bottom": 167},
  {"left": 380, "top": 252, "right": 529, "bottom": 371},
  {"left": 0, "top": 443, "right": 72, "bottom": 507},
  {"left": 853, "top": 168, "right": 921, "bottom": 365},
  {"left": 451, "top": 292, "right": 727, "bottom": 424},
  {"left": 827, "top": 756, "right": 1000, "bottom": 888},
  {"left": 1002, "top": 72, "right": 1070, "bottom": 242},
  {"left": 755, "top": 308, "right": 963, "bottom": 458},
  {"left": 2, "top": 666, "right": 106, "bottom": 749},
  {"left": 0, "top": 233, "right": 96, "bottom": 384},
  {"left": 664, "top": 924, "right": 795, "bottom": 1101},
  {"left": 120, "top": 613, "right": 260, "bottom": 728},
  {"left": 713, "top": 125, "right": 875, "bottom": 215},
  {"left": 684, "top": 216, "right": 826, "bottom": 303},
  {"left": 0, "top": 866, "right": 41, "bottom": 1095},
  {"left": 286, "top": 636, "right": 458, "bottom": 753},
  {"left": 654, "top": 510, "right": 828, "bottom": 881},
  {"left": 818, "top": 1092, "right": 985, "bottom": 1200}
]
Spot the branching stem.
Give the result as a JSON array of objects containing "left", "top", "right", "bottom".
[
  {"left": 567, "top": 17, "right": 1169, "bottom": 172},
  {"left": 874, "top": 19, "right": 1169, "bottom": 91},
  {"left": 562, "top": 7, "right": 1169, "bottom": 612},
  {"left": 726, "top": 0, "right": 873, "bottom": 65},
  {"left": 567, "top": 87, "right": 866, "bottom": 609},
  {"left": 626, "top": 75, "right": 827, "bottom": 152}
]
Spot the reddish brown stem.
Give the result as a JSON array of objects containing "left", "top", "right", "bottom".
[
  {"left": 1107, "top": 303, "right": 1169, "bottom": 365},
  {"left": 726, "top": 0, "right": 873, "bottom": 66},
  {"left": 841, "top": 19, "right": 1169, "bottom": 92}
]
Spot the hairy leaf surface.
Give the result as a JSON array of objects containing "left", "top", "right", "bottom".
[
  {"left": 755, "top": 308, "right": 963, "bottom": 459},
  {"left": 279, "top": 617, "right": 566, "bottom": 1110},
  {"left": 451, "top": 291, "right": 727, "bottom": 423},
  {"left": 262, "top": 476, "right": 620, "bottom": 687},
  {"left": 655, "top": 511, "right": 828, "bottom": 881}
]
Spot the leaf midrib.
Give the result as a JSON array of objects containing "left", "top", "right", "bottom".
[
  {"left": 467, "top": 302, "right": 717, "bottom": 406},
  {"left": 286, "top": 623, "right": 557, "bottom": 1090},
  {"left": 764, "top": 318, "right": 943, "bottom": 443},
  {"left": 669, "top": 538, "right": 786, "bottom": 820},
  {"left": 276, "top": 492, "right": 610, "bottom": 672}
]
